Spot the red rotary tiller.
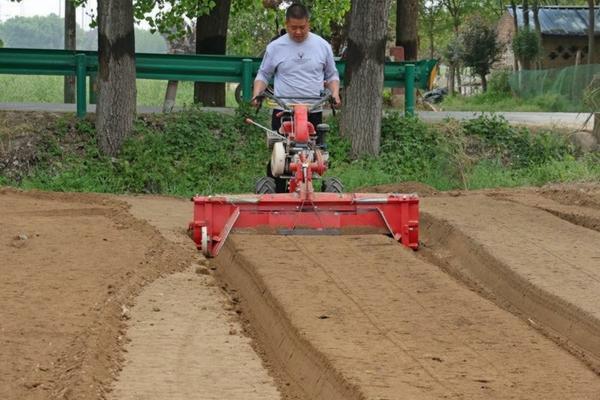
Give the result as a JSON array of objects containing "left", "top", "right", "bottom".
[{"left": 189, "top": 90, "right": 419, "bottom": 257}]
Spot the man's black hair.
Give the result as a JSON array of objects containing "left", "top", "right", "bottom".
[{"left": 286, "top": 3, "right": 310, "bottom": 20}]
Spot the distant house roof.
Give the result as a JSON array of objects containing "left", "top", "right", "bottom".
[{"left": 508, "top": 6, "right": 600, "bottom": 36}]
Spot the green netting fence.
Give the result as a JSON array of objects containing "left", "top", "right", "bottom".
[{"left": 508, "top": 64, "right": 600, "bottom": 112}]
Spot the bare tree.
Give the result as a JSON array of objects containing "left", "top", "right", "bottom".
[
  {"left": 340, "top": 0, "right": 392, "bottom": 158},
  {"left": 396, "top": 0, "right": 418, "bottom": 60},
  {"left": 64, "top": 0, "right": 76, "bottom": 103},
  {"left": 96, "top": 0, "right": 136, "bottom": 157}
]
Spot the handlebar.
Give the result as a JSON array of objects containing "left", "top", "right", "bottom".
[{"left": 252, "top": 89, "right": 335, "bottom": 114}]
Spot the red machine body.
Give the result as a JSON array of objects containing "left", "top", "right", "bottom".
[
  {"left": 189, "top": 192, "right": 419, "bottom": 257},
  {"left": 190, "top": 90, "right": 420, "bottom": 258}
]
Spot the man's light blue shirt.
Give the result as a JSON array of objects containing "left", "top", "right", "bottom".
[{"left": 255, "top": 32, "right": 340, "bottom": 108}]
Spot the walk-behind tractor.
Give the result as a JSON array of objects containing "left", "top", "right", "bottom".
[{"left": 189, "top": 90, "right": 419, "bottom": 257}]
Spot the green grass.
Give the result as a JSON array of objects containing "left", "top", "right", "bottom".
[
  {"left": 2, "top": 107, "right": 598, "bottom": 196},
  {"left": 0, "top": 75, "right": 239, "bottom": 107},
  {"left": 439, "top": 91, "right": 580, "bottom": 113}
]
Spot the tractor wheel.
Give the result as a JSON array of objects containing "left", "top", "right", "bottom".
[
  {"left": 255, "top": 176, "right": 277, "bottom": 194},
  {"left": 266, "top": 161, "right": 288, "bottom": 193},
  {"left": 234, "top": 84, "right": 243, "bottom": 105},
  {"left": 321, "top": 177, "right": 344, "bottom": 193}
]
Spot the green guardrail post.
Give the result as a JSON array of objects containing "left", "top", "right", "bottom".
[
  {"left": 405, "top": 64, "right": 415, "bottom": 116},
  {"left": 75, "top": 53, "right": 87, "bottom": 118},
  {"left": 89, "top": 73, "right": 97, "bottom": 105},
  {"left": 241, "top": 58, "right": 253, "bottom": 102}
]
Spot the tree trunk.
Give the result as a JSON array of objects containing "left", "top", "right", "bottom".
[
  {"left": 163, "top": 80, "right": 178, "bottom": 113},
  {"left": 532, "top": 0, "right": 542, "bottom": 69},
  {"left": 429, "top": 31, "right": 434, "bottom": 59},
  {"left": 594, "top": 113, "right": 600, "bottom": 144},
  {"left": 480, "top": 73, "right": 487, "bottom": 92},
  {"left": 64, "top": 0, "right": 76, "bottom": 103},
  {"left": 510, "top": 1, "right": 518, "bottom": 33},
  {"left": 194, "top": 0, "right": 231, "bottom": 107},
  {"left": 522, "top": 0, "right": 531, "bottom": 70},
  {"left": 510, "top": 1, "right": 519, "bottom": 71},
  {"left": 589, "top": 0, "right": 595, "bottom": 65},
  {"left": 449, "top": 66, "right": 455, "bottom": 95},
  {"left": 97, "top": 0, "right": 136, "bottom": 157},
  {"left": 340, "top": 0, "right": 391, "bottom": 158},
  {"left": 396, "top": 0, "right": 418, "bottom": 60}
]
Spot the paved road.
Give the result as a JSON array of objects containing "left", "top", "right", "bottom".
[
  {"left": 417, "top": 110, "right": 593, "bottom": 130},
  {"left": 0, "top": 103, "right": 593, "bottom": 130}
]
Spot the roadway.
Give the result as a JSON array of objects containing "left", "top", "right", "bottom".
[{"left": 0, "top": 103, "right": 593, "bottom": 130}]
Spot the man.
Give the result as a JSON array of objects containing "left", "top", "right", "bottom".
[{"left": 252, "top": 3, "right": 341, "bottom": 141}]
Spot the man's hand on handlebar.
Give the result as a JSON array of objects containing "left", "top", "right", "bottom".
[
  {"left": 331, "top": 93, "right": 341, "bottom": 108},
  {"left": 250, "top": 95, "right": 263, "bottom": 109}
]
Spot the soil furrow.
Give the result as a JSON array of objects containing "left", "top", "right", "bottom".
[
  {"left": 421, "top": 194, "right": 600, "bottom": 372},
  {"left": 214, "top": 232, "right": 600, "bottom": 399}
]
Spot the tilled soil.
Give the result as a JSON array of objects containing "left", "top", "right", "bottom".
[
  {"left": 0, "top": 189, "right": 195, "bottom": 400},
  {"left": 216, "top": 233, "right": 600, "bottom": 399},
  {"left": 109, "top": 196, "right": 280, "bottom": 400},
  {"left": 2, "top": 184, "right": 600, "bottom": 399}
]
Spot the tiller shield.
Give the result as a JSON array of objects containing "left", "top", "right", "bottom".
[{"left": 189, "top": 192, "right": 419, "bottom": 257}]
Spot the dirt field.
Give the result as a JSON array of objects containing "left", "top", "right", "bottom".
[{"left": 2, "top": 183, "right": 600, "bottom": 399}]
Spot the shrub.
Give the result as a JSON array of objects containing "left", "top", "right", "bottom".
[
  {"left": 462, "top": 114, "right": 573, "bottom": 168},
  {"left": 487, "top": 70, "right": 512, "bottom": 95},
  {"left": 512, "top": 29, "right": 541, "bottom": 64}
]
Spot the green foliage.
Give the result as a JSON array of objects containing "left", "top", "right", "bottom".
[
  {"left": 462, "top": 114, "right": 573, "bottom": 168},
  {"left": 0, "top": 15, "right": 166, "bottom": 52},
  {"left": 512, "top": 29, "right": 541, "bottom": 63},
  {"left": 300, "top": 0, "right": 351, "bottom": 38},
  {"left": 443, "top": 36, "right": 463, "bottom": 67},
  {"left": 487, "top": 70, "right": 511, "bottom": 95},
  {"left": 20, "top": 107, "right": 271, "bottom": 194},
  {"left": 0, "top": 38, "right": 4, "bottom": 48},
  {"left": 459, "top": 15, "right": 502, "bottom": 83},
  {"left": 3, "top": 111, "right": 594, "bottom": 196},
  {"left": 70, "top": 0, "right": 216, "bottom": 38},
  {"left": 228, "top": 4, "right": 279, "bottom": 56},
  {"left": 440, "top": 91, "right": 577, "bottom": 113},
  {"left": 228, "top": 0, "right": 350, "bottom": 56},
  {"left": 380, "top": 113, "right": 442, "bottom": 175},
  {"left": 418, "top": 0, "right": 447, "bottom": 58},
  {"left": 0, "top": 14, "right": 65, "bottom": 49},
  {"left": 583, "top": 75, "right": 600, "bottom": 112}
]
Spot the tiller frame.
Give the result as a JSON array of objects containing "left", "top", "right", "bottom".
[{"left": 189, "top": 192, "right": 419, "bottom": 257}]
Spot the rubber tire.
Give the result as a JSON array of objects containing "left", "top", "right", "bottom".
[
  {"left": 321, "top": 177, "right": 344, "bottom": 193},
  {"left": 255, "top": 176, "right": 277, "bottom": 194},
  {"left": 234, "top": 84, "right": 243, "bottom": 105},
  {"left": 266, "top": 161, "right": 288, "bottom": 193}
]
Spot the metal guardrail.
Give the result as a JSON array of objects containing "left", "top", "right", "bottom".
[{"left": 0, "top": 48, "right": 437, "bottom": 118}]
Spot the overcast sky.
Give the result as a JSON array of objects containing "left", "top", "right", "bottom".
[{"left": 0, "top": 0, "right": 155, "bottom": 30}]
